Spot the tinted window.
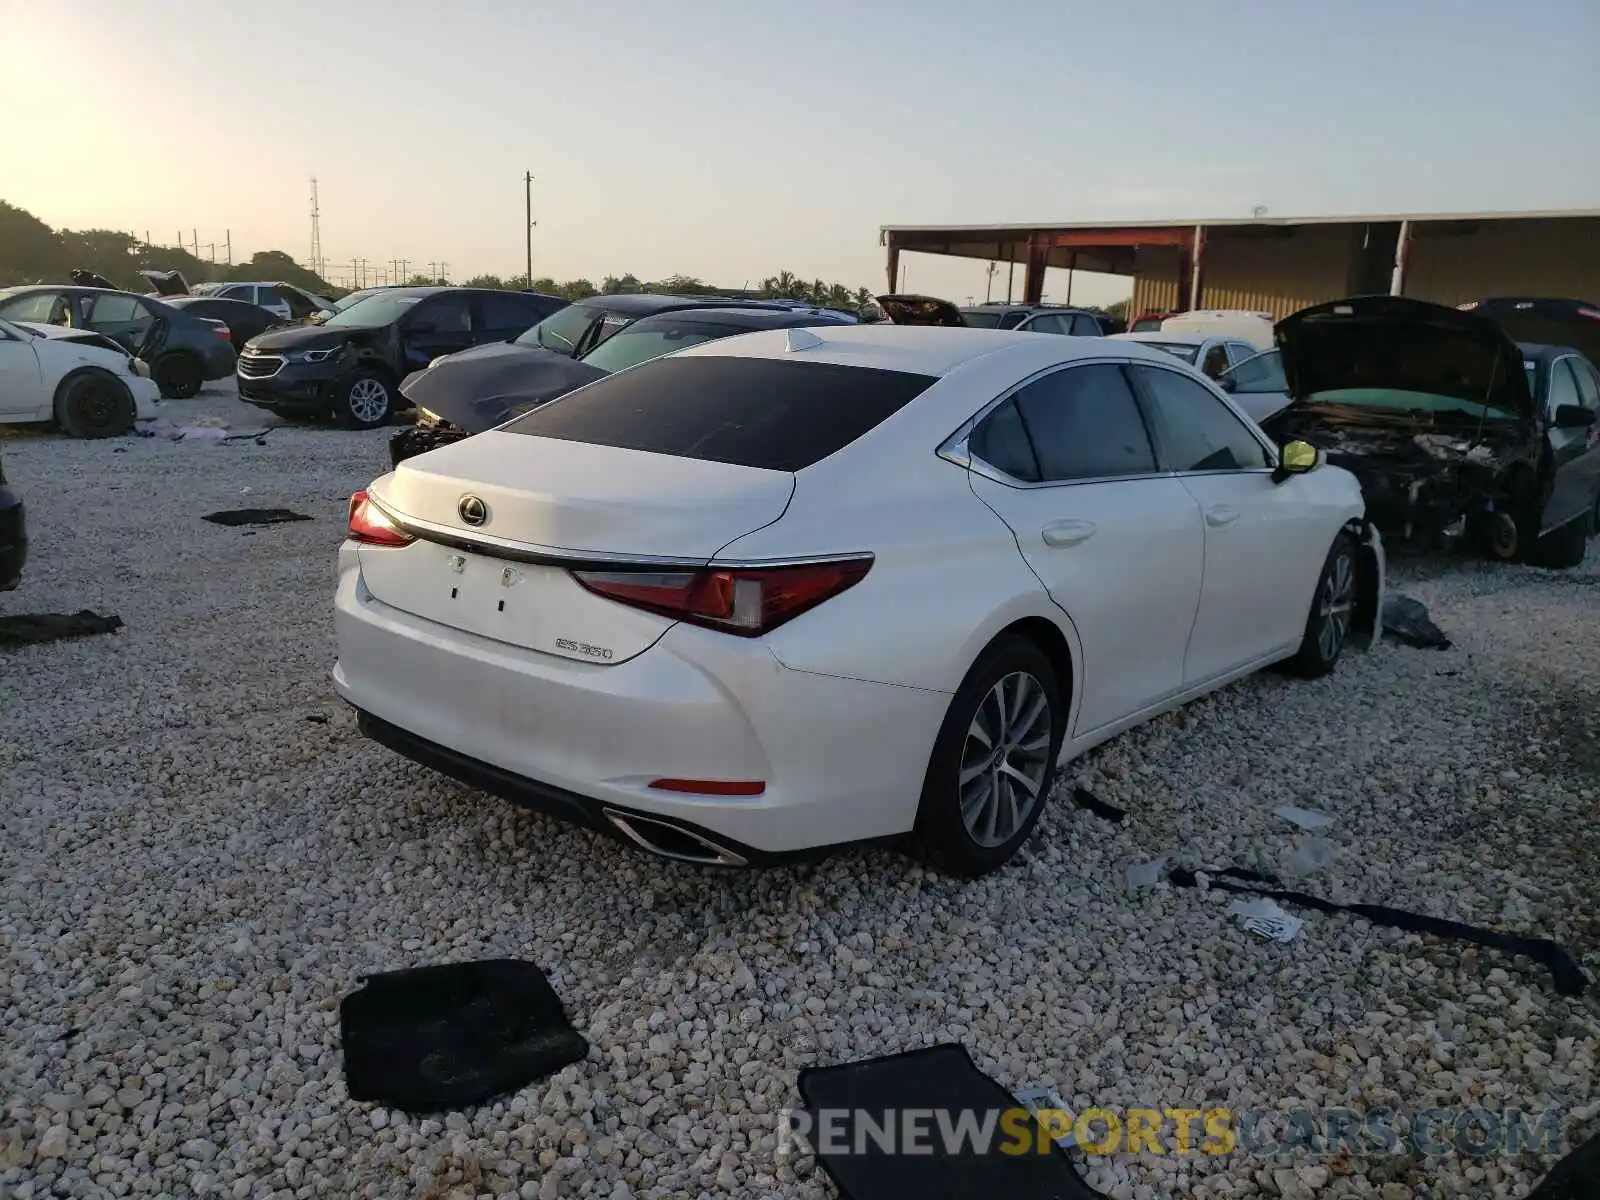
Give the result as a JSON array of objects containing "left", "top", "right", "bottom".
[
  {"left": 1024, "top": 314, "right": 1071, "bottom": 335},
  {"left": 1574, "top": 361, "right": 1600, "bottom": 410},
  {"left": 1134, "top": 365, "right": 1269, "bottom": 472},
  {"left": 997, "top": 311, "right": 1028, "bottom": 329},
  {"left": 1138, "top": 341, "right": 1201, "bottom": 364},
  {"left": 969, "top": 397, "right": 1041, "bottom": 482},
  {"left": 1227, "top": 342, "right": 1257, "bottom": 364},
  {"left": 1071, "top": 314, "right": 1103, "bottom": 336},
  {"left": 504, "top": 356, "right": 936, "bottom": 472},
  {"left": 0, "top": 291, "right": 63, "bottom": 322},
  {"left": 1220, "top": 349, "right": 1287, "bottom": 393},
  {"left": 1012, "top": 363, "right": 1156, "bottom": 481},
  {"left": 219, "top": 285, "right": 253, "bottom": 301},
  {"left": 1199, "top": 344, "right": 1230, "bottom": 379},
  {"left": 413, "top": 293, "right": 472, "bottom": 333},
  {"left": 961, "top": 310, "right": 1005, "bottom": 329},
  {"left": 257, "top": 286, "right": 285, "bottom": 308},
  {"left": 86, "top": 293, "right": 145, "bottom": 323},
  {"left": 579, "top": 319, "right": 730, "bottom": 373},
  {"left": 482, "top": 292, "right": 550, "bottom": 333},
  {"left": 1549, "top": 361, "right": 1582, "bottom": 414}
]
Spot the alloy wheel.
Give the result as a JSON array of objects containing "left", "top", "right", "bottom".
[
  {"left": 348, "top": 378, "right": 390, "bottom": 424},
  {"left": 1317, "top": 549, "right": 1355, "bottom": 661},
  {"left": 958, "top": 671, "right": 1052, "bottom": 848}
]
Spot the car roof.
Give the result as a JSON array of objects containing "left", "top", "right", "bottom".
[
  {"left": 572, "top": 292, "right": 756, "bottom": 314},
  {"left": 675, "top": 323, "right": 1185, "bottom": 377},
  {"left": 623, "top": 306, "right": 854, "bottom": 332},
  {"left": 1110, "top": 331, "right": 1217, "bottom": 346},
  {"left": 961, "top": 303, "right": 1094, "bottom": 313}
]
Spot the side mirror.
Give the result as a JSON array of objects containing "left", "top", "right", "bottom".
[
  {"left": 1272, "top": 439, "right": 1319, "bottom": 484},
  {"left": 1554, "top": 404, "right": 1596, "bottom": 429}
]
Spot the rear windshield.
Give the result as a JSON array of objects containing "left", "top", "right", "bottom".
[
  {"left": 1138, "top": 341, "right": 1202, "bottom": 364},
  {"left": 515, "top": 302, "right": 598, "bottom": 352},
  {"left": 503, "top": 356, "right": 937, "bottom": 471}
]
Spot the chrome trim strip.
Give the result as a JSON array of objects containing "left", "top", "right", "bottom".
[{"left": 369, "top": 493, "right": 873, "bottom": 573}]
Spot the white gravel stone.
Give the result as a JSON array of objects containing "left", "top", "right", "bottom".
[{"left": 2, "top": 386, "right": 1598, "bottom": 1197}]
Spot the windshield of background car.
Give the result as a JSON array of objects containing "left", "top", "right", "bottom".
[
  {"left": 515, "top": 302, "right": 597, "bottom": 351},
  {"left": 1306, "top": 387, "right": 1522, "bottom": 422},
  {"left": 503, "top": 356, "right": 937, "bottom": 471},
  {"left": 578, "top": 319, "right": 733, "bottom": 373},
  {"left": 960, "top": 311, "right": 1005, "bottom": 329},
  {"left": 1131, "top": 318, "right": 1164, "bottom": 332},
  {"left": 322, "top": 293, "right": 425, "bottom": 328},
  {"left": 1139, "top": 341, "right": 1202, "bottom": 364}
]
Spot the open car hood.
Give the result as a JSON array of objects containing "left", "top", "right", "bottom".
[
  {"left": 400, "top": 345, "right": 609, "bottom": 434},
  {"left": 868, "top": 294, "right": 968, "bottom": 327},
  {"left": 137, "top": 269, "right": 191, "bottom": 296},
  {"left": 1275, "top": 295, "right": 1533, "bottom": 420}
]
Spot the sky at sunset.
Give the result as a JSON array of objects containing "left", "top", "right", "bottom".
[{"left": 2, "top": 0, "right": 1595, "bottom": 305}]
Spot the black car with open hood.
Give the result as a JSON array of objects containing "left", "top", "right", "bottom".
[{"left": 1260, "top": 295, "right": 1599, "bottom": 564}]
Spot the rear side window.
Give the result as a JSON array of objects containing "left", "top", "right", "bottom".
[
  {"left": 504, "top": 356, "right": 936, "bottom": 472},
  {"left": 258, "top": 286, "right": 285, "bottom": 308},
  {"left": 1012, "top": 363, "right": 1157, "bottom": 480},
  {"left": 969, "top": 398, "right": 1041, "bottom": 481}
]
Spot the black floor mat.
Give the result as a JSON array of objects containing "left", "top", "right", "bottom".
[
  {"left": 340, "top": 959, "right": 588, "bottom": 1112},
  {"left": 202, "top": 508, "right": 313, "bottom": 527},
  {"left": 0, "top": 611, "right": 123, "bottom": 646},
  {"left": 797, "top": 1044, "right": 1104, "bottom": 1199}
]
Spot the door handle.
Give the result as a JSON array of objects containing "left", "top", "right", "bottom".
[
  {"left": 1205, "top": 505, "right": 1240, "bottom": 528},
  {"left": 1041, "top": 519, "right": 1096, "bottom": 548}
]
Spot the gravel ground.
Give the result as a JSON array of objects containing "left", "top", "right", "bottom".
[{"left": 3, "top": 385, "right": 1599, "bottom": 1199}]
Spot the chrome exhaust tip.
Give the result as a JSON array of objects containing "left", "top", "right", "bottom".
[{"left": 602, "top": 808, "right": 748, "bottom": 868}]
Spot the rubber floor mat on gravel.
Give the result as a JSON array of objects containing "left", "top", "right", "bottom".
[
  {"left": 796, "top": 1044, "right": 1106, "bottom": 1199},
  {"left": 340, "top": 959, "right": 588, "bottom": 1112}
]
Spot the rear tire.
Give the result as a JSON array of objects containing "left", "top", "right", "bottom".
[
  {"left": 54, "top": 372, "right": 135, "bottom": 439},
  {"left": 333, "top": 370, "right": 395, "bottom": 430},
  {"left": 1285, "top": 533, "right": 1357, "bottom": 679},
  {"left": 152, "top": 352, "right": 202, "bottom": 399},
  {"left": 910, "top": 634, "right": 1065, "bottom": 877}
]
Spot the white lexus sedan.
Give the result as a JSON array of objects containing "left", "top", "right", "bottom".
[{"left": 334, "top": 326, "right": 1383, "bottom": 876}]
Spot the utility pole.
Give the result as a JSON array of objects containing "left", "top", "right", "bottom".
[
  {"left": 192, "top": 229, "right": 199, "bottom": 259},
  {"left": 310, "top": 177, "right": 323, "bottom": 280},
  {"left": 397, "top": 258, "right": 410, "bottom": 284},
  {"left": 439, "top": 261, "right": 448, "bottom": 283},
  {"left": 206, "top": 243, "right": 216, "bottom": 263},
  {"left": 350, "top": 258, "right": 359, "bottom": 289},
  {"left": 225, "top": 229, "right": 232, "bottom": 266},
  {"left": 524, "top": 170, "right": 535, "bottom": 286}
]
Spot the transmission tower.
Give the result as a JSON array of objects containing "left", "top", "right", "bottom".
[{"left": 310, "top": 177, "right": 324, "bottom": 278}]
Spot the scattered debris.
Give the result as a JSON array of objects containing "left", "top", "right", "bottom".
[
  {"left": 202, "top": 509, "right": 313, "bottom": 528},
  {"left": 1124, "top": 857, "right": 1168, "bottom": 889},
  {"left": 797, "top": 1044, "right": 1104, "bottom": 1198},
  {"left": 1170, "top": 868, "right": 1586, "bottom": 996},
  {"left": 138, "top": 416, "right": 273, "bottom": 444},
  {"left": 1072, "top": 785, "right": 1125, "bottom": 823},
  {"left": 1014, "top": 1085, "right": 1078, "bottom": 1150},
  {"left": 0, "top": 611, "right": 123, "bottom": 647},
  {"left": 304, "top": 713, "right": 330, "bottom": 725},
  {"left": 1285, "top": 837, "right": 1335, "bottom": 877},
  {"left": 1274, "top": 805, "right": 1333, "bottom": 831},
  {"left": 1382, "top": 593, "right": 1452, "bottom": 649},
  {"left": 340, "top": 959, "right": 588, "bottom": 1112}
]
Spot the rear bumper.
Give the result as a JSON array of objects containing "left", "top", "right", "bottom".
[
  {"left": 332, "top": 552, "right": 947, "bottom": 859},
  {"left": 0, "top": 490, "right": 26, "bottom": 592}
]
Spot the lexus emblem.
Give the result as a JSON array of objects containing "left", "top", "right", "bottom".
[{"left": 457, "top": 495, "right": 488, "bottom": 527}]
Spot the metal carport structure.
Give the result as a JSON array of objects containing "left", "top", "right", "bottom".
[{"left": 879, "top": 209, "right": 1600, "bottom": 319}]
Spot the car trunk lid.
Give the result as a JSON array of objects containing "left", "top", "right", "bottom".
[{"left": 358, "top": 432, "right": 796, "bottom": 659}]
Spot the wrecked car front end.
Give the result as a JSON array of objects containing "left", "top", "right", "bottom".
[{"left": 1261, "top": 296, "right": 1537, "bottom": 553}]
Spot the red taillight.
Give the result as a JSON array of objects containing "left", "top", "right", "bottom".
[
  {"left": 648, "top": 778, "right": 766, "bottom": 796},
  {"left": 571, "top": 557, "right": 872, "bottom": 637},
  {"left": 346, "top": 490, "right": 414, "bottom": 547},
  {"left": 212, "top": 325, "right": 232, "bottom": 341}
]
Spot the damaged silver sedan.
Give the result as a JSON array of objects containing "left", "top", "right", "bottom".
[{"left": 1259, "top": 296, "right": 1600, "bottom": 566}]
